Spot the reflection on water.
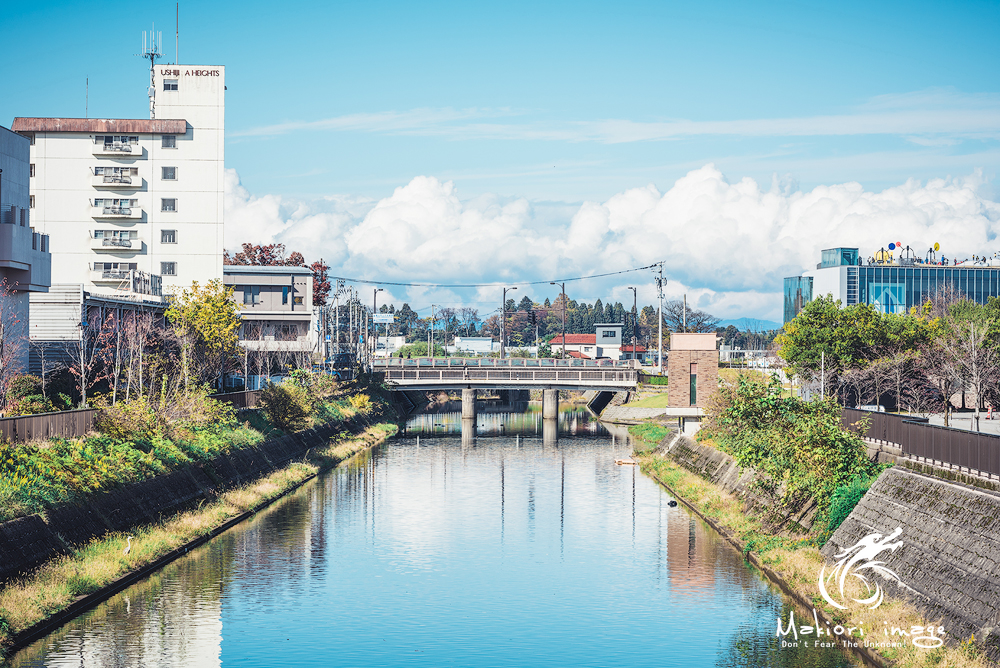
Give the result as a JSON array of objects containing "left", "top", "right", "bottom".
[
  {"left": 10, "top": 427, "right": 858, "bottom": 668},
  {"left": 405, "top": 406, "right": 610, "bottom": 438}
]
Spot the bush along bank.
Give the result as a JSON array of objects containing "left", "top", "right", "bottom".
[
  {"left": 0, "top": 370, "right": 381, "bottom": 523},
  {"left": 630, "top": 372, "right": 994, "bottom": 668},
  {"left": 0, "top": 371, "right": 400, "bottom": 657}
]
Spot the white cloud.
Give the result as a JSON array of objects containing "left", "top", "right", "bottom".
[
  {"left": 224, "top": 165, "right": 1000, "bottom": 322},
  {"left": 233, "top": 89, "right": 1000, "bottom": 144}
]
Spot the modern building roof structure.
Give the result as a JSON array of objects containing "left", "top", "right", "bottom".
[{"left": 783, "top": 246, "right": 1000, "bottom": 323}]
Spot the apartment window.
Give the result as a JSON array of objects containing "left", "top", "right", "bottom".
[
  {"left": 96, "top": 135, "right": 138, "bottom": 146},
  {"left": 161, "top": 198, "right": 177, "bottom": 212},
  {"left": 243, "top": 286, "right": 261, "bottom": 305},
  {"left": 29, "top": 164, "right": 34, "bottom": 177},
  {"left": 29, "top": 196, "right": 34, "bottom": 208},
  {"left": 161, "top": 229, "right": 177, "bottom": 244},
  {"left": 94, "top": 230, "right": 137, "bottom": 239},
  {"left": 160, "top": 262, "right": 177, "bottom": 276},
  {"left": 163, "top": 79, "right": 178, "bottom": 91},
  {"left": 94, "top": 262, "right": 137, "bottom": 271},
  {"left": 602, "top": 330, "right": 616, "bottom": 339},
  {"left": 162, "top": 135, "right": 176, "bottom": 148},
  {"left": 282, "top": 286, "right": 289, "bottom": 305},
  {"left": 161, "top": 166, "right": 176, "bottom": 180}
]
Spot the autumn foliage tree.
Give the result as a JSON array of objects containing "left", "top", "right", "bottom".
[{"left": 166, "top": 280, "right": 242, "bottom": 391}]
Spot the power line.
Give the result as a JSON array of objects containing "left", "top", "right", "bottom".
[{"left": 329, "top": 263, "right": 659, "bottom": 289}]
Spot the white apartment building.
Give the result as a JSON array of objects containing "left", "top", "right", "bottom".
[{"left": 12, "top": 64, "right": 225, "bottom": 298}]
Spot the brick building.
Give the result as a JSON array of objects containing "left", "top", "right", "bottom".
[{"left": 667, "top": 332, "right": 719, "bottom": 409}]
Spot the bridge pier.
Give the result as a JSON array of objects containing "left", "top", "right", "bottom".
[
  {"left": 542, "top": 389, "right": 559, "bottom": 420},
  {"left": 462, "top": 388, "right": 478, "bottom": 419}
]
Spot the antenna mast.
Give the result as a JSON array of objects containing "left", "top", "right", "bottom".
[
  {"left": 138, "top": 25, "right": 163, "bottom": 119},
  {"left": 175, "top": 4, "right": 179, "bottom": 65}
]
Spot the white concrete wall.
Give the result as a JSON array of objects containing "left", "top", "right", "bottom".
[{"left": 27, "top": 65, "right": 224, "bottom": 298}]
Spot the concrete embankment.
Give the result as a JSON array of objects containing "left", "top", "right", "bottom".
[
  {"left": 649, "top": 428, "right": 1000, "bottom": 663},
  {"left": 824, "top": 467, "right": 1000, "bottom": 661},
  {"left": 656, "top": 429, "right": 820, "bottom": 532},
  {"left": 0, "top": 415, "right": 376, "bottom": 585}
]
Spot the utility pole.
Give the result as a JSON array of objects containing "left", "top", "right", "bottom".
[
  {"left": 550, "top": 282, "right": 565, "bottom": 359},
  {"left": 502, "top": 287, "right": 517, "bottom": 359},
  {"left": 627, "top": 286, "right": 637, "bottom": 362},
  {"left": 654, "top": 264, "right": 665, "bottom": 374},
  {"left": 373, "top": 288, "right": 383, "bottom": 361}
]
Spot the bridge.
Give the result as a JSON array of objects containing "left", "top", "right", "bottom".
[{"left": 373, "top": 358, "right": 639, "bottom": 419}]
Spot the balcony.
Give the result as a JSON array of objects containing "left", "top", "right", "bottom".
[
  {"left": 91, "top": 237, "right": 136, "bottom": 251},
  {"left": 92, "top": 206, "right": 142, "bottom": 220},
  {"left": 92, "top": 143, "right": 137, "bottom": 157},
  {"left": 92, "top": 174, "right": 141, "bottom": 189},
  {"left": 92, "top": 269, "right": 133, "bottom": 282}
]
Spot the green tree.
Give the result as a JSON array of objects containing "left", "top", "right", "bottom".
[{"left": 166, "top": 280, "right": 242, "bottom": 391}]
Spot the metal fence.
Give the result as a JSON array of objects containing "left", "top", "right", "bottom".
[
  {"left": 0, "top": 409, "right": 98, "bottom": 444},
  {"left": 211, "top": 390, "right": 261, "bottom": 410},
  {"left": 0, "top": 392, "right": 261, "bottom": 444},
  {"left": 842, "top": 407, "right": 1000, "bottom": 478}
]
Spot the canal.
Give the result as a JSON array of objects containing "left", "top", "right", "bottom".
[{"left": 9, "top": 410, "right": 859, "bottom": 667}]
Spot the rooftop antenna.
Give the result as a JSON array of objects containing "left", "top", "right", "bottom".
[
  {"left": 175, "top": 4, "right": 179, "bottom": 65},
  {"left": 138, "top": 25, "right": 163, "bottom": 119}
]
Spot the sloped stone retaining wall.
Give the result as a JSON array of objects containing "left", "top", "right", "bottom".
[
  {"left": 660, "top": 430, "right": 819, "bottom": 531},
  {"left": 823, "top": 466, "right": 1000, "bottom": 660},
  {"left": 0, "top": 416, "right": 371, "bottom": 584}
]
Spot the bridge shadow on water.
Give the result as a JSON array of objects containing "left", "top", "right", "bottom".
[{"left": 403, "top": 405, "right": 626, "bottom": 441}]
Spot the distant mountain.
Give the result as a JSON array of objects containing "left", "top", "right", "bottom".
[{"left": 716, "top": 317, "right": 782, "bottom": 332}]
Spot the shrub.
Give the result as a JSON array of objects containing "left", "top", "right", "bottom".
[
  {"left": 348, "top": 393, "right": 372, "bottom": 412},
  {"left": 259, "top": 381, "right": 311, "bottom": 432},
  {"left": 95, "top": 396, "right": 163, "bottom": 442},
  {"left": 825, "top": 473, "right": 877, "bottom": 536},
  {"left": 163, "top": 385, "right": 238, "bottom": 430},
  {"left": 7, "top": 375, "right": 43, "bottom": 402}
]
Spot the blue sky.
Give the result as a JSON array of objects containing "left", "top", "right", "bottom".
[{"left": 3, "top": 1, "right": 1000, "bottom": 322}]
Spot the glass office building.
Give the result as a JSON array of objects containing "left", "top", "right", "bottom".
[{"left": 783, "top": 247, "right": 1000, "bottom": 323}]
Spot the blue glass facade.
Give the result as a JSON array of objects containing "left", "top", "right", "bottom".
[
  {"left": 857, "top": 266, "right": 1000, "bottom": 314},
  {"left": 783, "top": 276, "right": 813, "bottom": 323},
  {"left": 783, "top": 258, "right": 1000, "bottom": 323}
]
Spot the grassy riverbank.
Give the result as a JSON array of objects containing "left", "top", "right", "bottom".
[
  {"left": 0, "top": 373, "right": 386, "bottom": 522},
  {"left": 0, "top": 421, "right": 397, "bottom": 657},
  {"left": 630, "top": 427, "right": 992, "bottom": 668}
]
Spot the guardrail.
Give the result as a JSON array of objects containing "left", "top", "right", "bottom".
[
  {"left": 375, "top": 357, "right": 637, "bottom": 369},
  {"left": 842, "top": 407, "right": 1000, "bottom": 478},
  {"left": 380, "top": 367, "right": 637, "bottom": 388},
  {"left": 0, "top": 409, "right": 98, "bottom": 444}
]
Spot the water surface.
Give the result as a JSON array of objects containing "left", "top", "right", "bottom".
[{"left": 10, "top": 420, "right": 858, "bottom": 667}]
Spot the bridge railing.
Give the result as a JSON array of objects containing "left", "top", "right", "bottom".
[
  {"left": 374, "top": 357, "right": 638, "bottom": 369},
  {"left": 380, "top": 367, "right": 637, "bottom": 385}
]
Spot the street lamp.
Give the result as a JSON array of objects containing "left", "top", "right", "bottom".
[
  {"left": 373, "top": 288, "right": 383, "bottom": 360},
  {"left": 501, "top": 287, "right": 517, "bottom": 359},
  {"left": 627, "top": 286, "right": 637, "bottom": 362},
  {"left": 550, "top": 282, "right": 565, "bottom": 360}
]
